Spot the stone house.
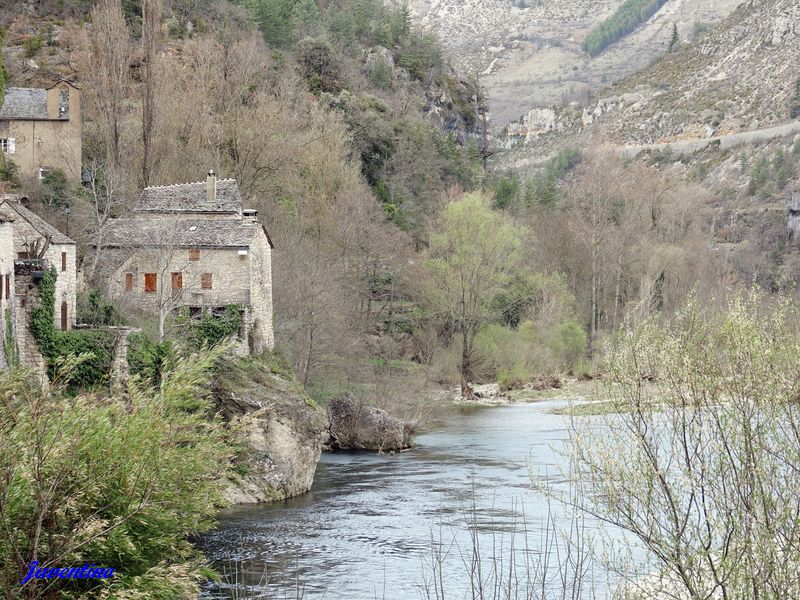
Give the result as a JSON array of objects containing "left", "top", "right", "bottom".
[
  {"left": 0, "top": 195, "right": 77, "bottom": 331},
  {"left": 0, "top": 79, "right": 82, "bottom": 183},
  {"left": 0, "top": 215, "right": 15, "bottom": 367},
  {"left": 90, "top": 173, "right": 275, "bottom": 354}
]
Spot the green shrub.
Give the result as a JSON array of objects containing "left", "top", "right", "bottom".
[
  {"left": 179, "top": 305, "right": 243, "bottom": 348},
  {"left": 0, "top": 346, "right": 232, "bottom": 597},
  {"left": 77, "top": 290, "right": 125, "bottom": 326},
  {"left": 549, "top": 318, "right": 588, "bottom": 371},
  {"left": 40, "top": 168, "right": 72, "bottom": 208},
  {"left": 297, "top": 37, "right": 343, "bottom": 94},
  {"left": 30, "top": 270, "right": 115, "bottom": 388},
  {"left": 127, "top": 332, "right": 173, "bottom": 385},
  {"left": 0, "top": 156, "right": 18, "bottom": 186},
  {"left": 23, "top": 34, "right": 43, "bottom": 58}
]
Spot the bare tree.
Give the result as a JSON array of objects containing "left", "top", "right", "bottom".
[
  {"left": 87, "top": 0, "right": 131, "bottom": 168},
  {"left": 141, "top": 0, "right": 163, "bottom": 186}
]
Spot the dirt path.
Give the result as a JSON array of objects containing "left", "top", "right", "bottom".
[{"left": 619, "top": 120, "right": 800, "bottom": 159}]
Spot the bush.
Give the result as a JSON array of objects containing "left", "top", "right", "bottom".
[
  {"left": 23, "top": 34, "right": 43, "bottom": 58},
  {"left": 40, "top": 168, "right": 72, "bottom": 208},
  {"left": 179, "top": 305, "right": 243, "bottom": 348},
  {"left": 29, "top": 270, "right": 115, "bottom": 388},
  {"left": 77, "top": 290, "right": 125, "bottom": 326},
  {"left": 127, "top": 332, "right": 173, "bottom": 385},
  {"left": 0, "top": 346, "right": 232, "bottom": 598},
  {"left": 297, "top": 37, "right": 343, "bottom": 94},
  {"left": 0, "top": 156, "right": 18, "bottom": 187}
]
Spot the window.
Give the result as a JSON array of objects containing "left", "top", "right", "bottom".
[
  {"left": 61, "top": 252, "right": 67, "bottom": 272},
  {"left": 171, "top": 272, "right": 183, "bottom": 290},
  {"left": 4, "top": 274, "right": 9, "bottom": 300},
  {"left": 201, "top": 273, "right": 213, "bottom": 290},
  {"left": 144, "top": 273, "right": 157, "bottom": 293},
  {"left": 0, "top": 138, "right": 15, "bottom": 154},
  {"left": 124, "top": 272, "right": 134, "bottom": 292},
  {"left": 17, "top": 252, "right": 29, "bottom": 260},
  {"left": 60, "top": 302, "right": 68, "bottom": 331},
  {"left": 189, "top": 248, "right": 200, "bottom": 262},
  {"left": 0, "top": 275, "right": 3, "bottom": 301}
]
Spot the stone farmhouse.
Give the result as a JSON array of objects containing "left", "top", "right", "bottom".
[
  {"left": 0, "top": 79, "right": 82, "bottom": 184},
  {"left": 90, "top": 172, "right": 275, "bottom": 354},
  {"left": 0, "top": 195, "right": 77, "bottom": 331}
]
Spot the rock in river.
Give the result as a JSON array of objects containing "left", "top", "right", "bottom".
[{"left": 327, "top": 394, "right": 414, "bottom": 452}]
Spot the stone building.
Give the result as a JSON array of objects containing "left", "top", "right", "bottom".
[
  {"left": 0, "top": 215, "right": 15, "bottom": 367},
  {"left": 90, "top": 173, "right": 275, "bottom": 354},
  {"left": 0, "top": 195, "right": 77, "bottom": 331},
  {"left": 0, "top": 79, "right": 82, "bottom": 183}
]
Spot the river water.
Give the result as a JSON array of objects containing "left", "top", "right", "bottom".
[{"left": 198, "top": 400, "right": 615, "bottom": 599}]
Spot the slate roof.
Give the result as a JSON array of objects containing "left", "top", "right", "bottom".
[
  {"left": 135, "top": 179, "right": 243, "bottom": 214},
  {"left": 0, "top": 198, "right": 75, "bottom": 245},
  {"left": 0, "top": 88, "right": 50, "bottom": 120},
  {"left": 99, "top": 217, "right": 264, "bottom": 249}
]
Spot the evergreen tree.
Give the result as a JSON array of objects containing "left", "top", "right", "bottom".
[
  {"left": 668, "top": 23, "right": 679, "bottom": 52},
  {"left": 248, "top": 0, "right": 298, "bottom": 48},
  {"left": 291, "top": 0, "right": 322, "bottom": 40}
]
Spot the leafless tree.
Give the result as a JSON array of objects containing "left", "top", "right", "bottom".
[{"left": 141, "top": 0, "right": 163, "bottom": 186}]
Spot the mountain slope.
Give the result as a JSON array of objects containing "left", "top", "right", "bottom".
[{"left": 410, "top": 0, "right": 744, "bottom": 128}]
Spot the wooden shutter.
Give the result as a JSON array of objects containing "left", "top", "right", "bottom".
[
  {"left": 125, "top": 272, "right": 134, "bottom": 292},
  {"left": 189, "top": 248, "right": 200, "bottom": 261},
  {"left": 144, "top": 273, "right": 157, "bottom": 292},
  {"left": 201, "top": 273, "right": 213, "bottom": 290},
  {"left": 61, "top": 252, "right": 67, "bottom": 272},
  {"left": 4, "top": 273, "right": 8, "bottom": 300},
  {"left": 60, "top": 301, "right": 68, "bottom": 331},
  {"left": 171, "top": 272, "right": 183, "bottom": 290}
]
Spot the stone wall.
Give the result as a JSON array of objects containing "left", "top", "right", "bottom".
[
  {"left": 108, "top": 246, "right": 252, "bottom": 313},
  {"left": 12, "top": 270, "right": 47, "bottom": 380},
  {"left": 0, "top": 221, "right": 15, "bottom": 368},
  {"left": 247, "top": 223, "right": 275, "bottom": 353}
]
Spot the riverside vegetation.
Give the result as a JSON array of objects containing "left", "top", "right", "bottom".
[{"left": 1, "top": 0, "right": 800, "bottom": 597}]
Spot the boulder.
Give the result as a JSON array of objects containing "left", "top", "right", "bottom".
[
  {"left": 327, "top": 394, "right": 413, "bottom": 452},
  {"left": 217, "top": 372, "right": 328, "bottom": 504}
]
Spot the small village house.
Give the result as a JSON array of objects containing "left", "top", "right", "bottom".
[
  {"left": 0, "top": 195, "right": 77, "bottom": 331},
  {"left": 0, "top": 79, "right": 82, "bottom": 184},
  {"left": 90, "top": 172, "right": 275, "bottom": 354}
]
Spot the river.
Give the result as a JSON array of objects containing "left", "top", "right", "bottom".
[{"left": 198, "top": 400, "right": 615, "bottom": 599}]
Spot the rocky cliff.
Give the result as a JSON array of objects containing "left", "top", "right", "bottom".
[{"left": 214, "top": 356, "right": 328, "bottom": 504}]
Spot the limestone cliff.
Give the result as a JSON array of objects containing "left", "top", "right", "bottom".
[{"left": 214, "top": 356, "right": 328, "bottom": 504}]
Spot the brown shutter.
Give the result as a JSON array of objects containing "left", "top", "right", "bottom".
[
  {"left": 60, "top": 301, "right": 68, "bottom": 331},
  {"left": 0, "top": 275, "right": 3, "bottom": 300},
  {"left": 171, "top": 272, "right": 183, "bottom": 289},
  {"left": 61, "top": 252, "right": 67, "bottom": 272},
  {"left": 125, "top": 272, "right": 134, "bottom": 292},
  {"left": 189, "top": 248, "right": 200, "bottom": 261},
  {"left": 144, "top": 273, "right": 157, "bottom": 292},
  {"left": 201, "top": 273, "right": 212, "bottom": 290},
  {"left": 4, "top": 273, "right": 8, "bottom": 300}
]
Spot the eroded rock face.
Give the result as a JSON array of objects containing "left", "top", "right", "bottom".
[
  {"left": 218, "top": 374, "right": 328, "bottom": 504},
  {"left": 327, "top": 394, "right": 414, "bottom": 452}
]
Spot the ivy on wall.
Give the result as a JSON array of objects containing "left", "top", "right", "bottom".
[
  {"left": 30, "top": 269, "right": 115, "bottom": 387},
  {"left": 4, "top": 308, "right": 19, "bottom": 367}
]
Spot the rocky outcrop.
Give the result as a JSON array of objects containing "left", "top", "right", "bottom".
[
  {"left": 327, "top": 394, "right": 414, "bottom": 452},
  {"left": 217, "top": 370, "right": 328, "bottom": 504}
]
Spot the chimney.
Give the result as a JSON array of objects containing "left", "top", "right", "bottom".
[{"left": 207, "top": 170, "right": 216, "bottom": 203}]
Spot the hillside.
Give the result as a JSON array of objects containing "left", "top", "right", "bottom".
[
  {"left": 491, "top": 0, "right": 800, "bottom": 295},
  {"left": 409, "top": 0, "right": 743, "bottom": 129}
]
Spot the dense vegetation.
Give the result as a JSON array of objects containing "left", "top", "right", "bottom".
[
  {"left": 0, "top": 346, "right": 232, "bottom": 599},
  {"left": 29, "top": 270, "right": 116, "bottom": 388},
  {"left": 582, "top": 0, "right": 669, "bottom": 56}
]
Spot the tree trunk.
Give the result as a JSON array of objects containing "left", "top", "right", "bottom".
[{"left": 141, "top": 0, "right": 161, "bottom": 186}]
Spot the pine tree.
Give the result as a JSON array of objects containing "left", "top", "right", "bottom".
[
  {"left": 290, "top": 0, "right": 322, "bottom": 41},
  {"left": 668, "top": 23, "right": 679, "bottom": 52}
]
